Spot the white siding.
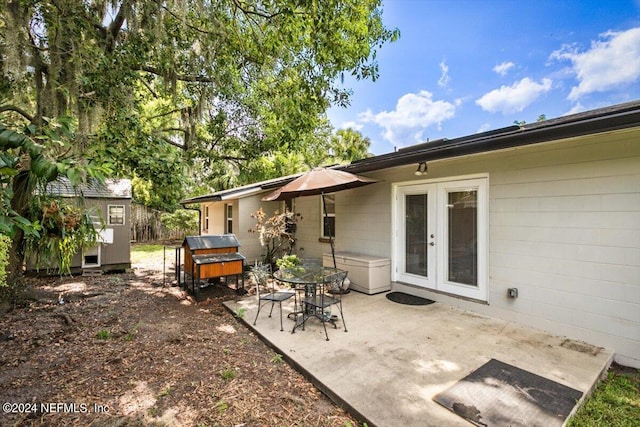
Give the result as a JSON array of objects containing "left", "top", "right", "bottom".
[
  {"left": 201, "top": 202, "right": 225, "bottom": 235},
  {"left": 238, "top": 196, "right": 280, "bottom": 265},
  {"left": 352, "top": 128, "right": 640, "bottom": 367}
]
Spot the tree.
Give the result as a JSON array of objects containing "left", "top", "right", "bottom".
[
  {"left": 1, "top": 0, "right": 398, "bottom": 288},
  {"left": 0, "top": 118, "right": 109, "bottom": 292},
  {"left": 329, "top": 128, "right": 372, "bottom": 163}
]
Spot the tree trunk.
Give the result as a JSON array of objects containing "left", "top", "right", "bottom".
[{"left": 5, "top": 171, "right": 33, "bottom": 291}]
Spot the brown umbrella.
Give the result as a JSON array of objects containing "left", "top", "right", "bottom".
[{"left": 261, "top": 167, "right": 378, "bottom": 267}]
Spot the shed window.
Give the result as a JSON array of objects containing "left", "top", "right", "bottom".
[
  {"left": 204, "top": 206, "right": 210, "bottom": 231},
  {"left": 108, "top": 205, "right": 125, "bottom": 225}
]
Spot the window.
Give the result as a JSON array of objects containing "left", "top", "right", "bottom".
[
  {"left": 204, "top": 206, "right": 209, "bottom": 231},
  {"left": 225, "top": 204, "right": 233, "bottom": 233},
  {"left": 282, "top": 198, "right": 295, "bottom": 214},
  {"left": 108, "top": 205, "right": 125, "bottom": 225},
  {"left": 321, "top": 194, "right": 335, "bottom": 239}
]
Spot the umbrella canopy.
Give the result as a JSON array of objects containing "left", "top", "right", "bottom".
[
  {"left": 261, "top": 168, "right": 377, "bottom": 201},
  {"left": 261, "top": 167, "right": 378, "bottom": 270}
]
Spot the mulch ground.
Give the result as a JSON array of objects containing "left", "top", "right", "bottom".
[{"left": 0, "top": 258, "right": 359, "bottom": 426}]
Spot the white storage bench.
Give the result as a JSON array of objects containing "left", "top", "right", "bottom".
[{"left": 323, "top": 252, "right": 391, "bottom": 295}]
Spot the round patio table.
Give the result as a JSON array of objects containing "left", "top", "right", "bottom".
[{"left": 273, "top": 266, "right": 345, "bottom": 333}]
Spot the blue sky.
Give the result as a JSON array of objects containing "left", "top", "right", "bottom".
[{"left": 327, "top": 0, "right": 640, "bottom": 155}]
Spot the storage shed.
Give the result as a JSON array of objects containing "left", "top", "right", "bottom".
[{"left": 28, "top": 177, "right": 132, "bottom": 274}]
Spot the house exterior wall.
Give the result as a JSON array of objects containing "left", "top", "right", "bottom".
[
  {"left": 198, "top": 196, "right": 284, "bottom": 265},
  {"left": 238, "top": 196, "right": 277, "bottom": 265},
  {"left": 186, "top": 124, "right": 638, "bottom": 366},
  {"left": 337, "top": 128, "right": 639, "bottom": 367},
  {"left": 201, "top": 202, "right": 225, "bottom": 235}
]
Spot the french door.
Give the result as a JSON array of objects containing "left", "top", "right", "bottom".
[{"left": 395, "top": 177, "right": 487, "bottom": 301}]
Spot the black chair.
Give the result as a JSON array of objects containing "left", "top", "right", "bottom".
[
  {"left": 251, "top": 264, "right": 295, "bottom": 331},
  {"left": 301, "top": 270, "right": 348, "bottom": 340}
]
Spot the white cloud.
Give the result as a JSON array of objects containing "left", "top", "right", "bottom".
[
  {"left": 563, "top": 102, "right": 585, "bottom": 116},
  {"left": 493, "top": 61, "right": 515, "bottom": 76},
  {"left": 475, "top": 77, "right": 552, "bottom": 114},
  {"left": 550, "top": 27, "right": 640, "bottom": 101},
  {"left": 477, "top": 123, "right": 492, "bottom": 133},
  {"left": 358, "top": 91, "right": 459, "bottom": 146},
  {"left": 339, "top": 121, "right": 363, "bottom": 131},
  {"left": 438, "top": 60, "right": 451, "bottom": 87}
]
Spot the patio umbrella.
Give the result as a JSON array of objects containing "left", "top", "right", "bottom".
[{"left": 261, "top": 167, "right": 378, "bottom": 267}]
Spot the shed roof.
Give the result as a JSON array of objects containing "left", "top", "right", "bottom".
[
  {"left": 46, "top": 178, "right": 132, "bottom": 199},
  {"left": 181, "top": 100, "right": 640, "bottom": 205}
]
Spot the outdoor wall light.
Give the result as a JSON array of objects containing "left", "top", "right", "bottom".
[{"left": 414, "top": 162, "right": 428, "bottom": 176}]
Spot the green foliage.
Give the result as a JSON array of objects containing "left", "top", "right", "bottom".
[
  {"left": 215, "top": 400, "right": 229, "bottom": 414},
  {"left": 568, "top": 369, "right": 640, "bottom": 427},
  {"left": 329, "top": 128, "right": 373, "bottom": 164},
  {"left": 161, "top": 209, "right": 199, "bottom": 234},
  {"left": 124, "top": 322, "right": 141, "bottom": 342},
  {"left": 234, "top": 307, "right": 247, "bottom": 319},
  {"left": 96, "top": 330, "right": 110, "bottom": 340},
  {"left": 26, "top": 199, "right": 101, "bottom": 274},
  {"left": 0, "top": 118, "right": 109, "bottom": 284},
  {"left": 0, "top": 234, "right": 9, "bottom": 287},
  {"left": 270, "top": 353, "right": 284, "bottom": 364},
  {"left": 2, "top": 0, "right": 398, "bottom": 204},
  {"left": 2, "top": 0, "right": 398, "bottom": 285},
  {"left": 219, "top": 368, "right": 237, "bottom": 381},
  {"left": 276, "top": 254, "right": 302, "bottom": 270}
]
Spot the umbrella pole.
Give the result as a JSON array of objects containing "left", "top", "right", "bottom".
[{"left": 322, "top": 193, "right": 336, "bottom": 268}]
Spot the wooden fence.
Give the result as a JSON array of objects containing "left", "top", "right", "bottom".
[{"left": 130, "top": 204, "right": 197, "bottom": 243}]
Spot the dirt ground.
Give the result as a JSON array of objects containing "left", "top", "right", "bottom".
[{"left": 0, "top": 249, "right": 359, "bottom": 427}]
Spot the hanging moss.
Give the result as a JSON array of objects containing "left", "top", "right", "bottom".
[{"left": 0, "top": 234, "right": 10, "bottom": 287}]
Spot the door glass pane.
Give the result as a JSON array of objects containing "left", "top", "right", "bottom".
[
  {"left": 405, "top": 194, "right": 428, "bottom": 277},
  {"left": 447, "top": 190, "right": 477, "bottom": 286}
]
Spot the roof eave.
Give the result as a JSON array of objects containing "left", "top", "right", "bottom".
[{"left": 341, "top": 106, "right": 640, "bottom": 174}]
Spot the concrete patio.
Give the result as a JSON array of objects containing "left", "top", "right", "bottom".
[{"left": 224, "top": 290, "right": 613, "bottom": 427}]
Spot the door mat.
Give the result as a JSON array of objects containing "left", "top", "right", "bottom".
[
  {"left": 385, "top": 292, "right": 435, "bottom": 305},
  {"left": 433, "top": 358, "right": 583, "bottom": 427}
]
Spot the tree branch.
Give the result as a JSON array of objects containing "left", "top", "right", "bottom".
[
  {"left": 105, "top": 0, "right": 133, "bottom": 52},
  {"left": 150, "top": 108, "right": 184, "bottom": 119},
  {"left": 140, "top": 66, "right": 217, "bottom": 83},
  {"left": 232, "top": 0, "right": 286, "bottom": 20},
  {"left": 0, "top": 105, "right": 35, "bottom": 123},
  {"left": 159, "top": 135, "right": 187, "bottom": 150}
]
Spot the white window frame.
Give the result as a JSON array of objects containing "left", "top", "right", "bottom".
[
  {"left": 281, "top": 198, "right": 295, "bottom": 214},
  {"left": 391, "top": 174, "right": 489, "bottom": 302},
  {"left": 225, "top": 203, "right": 233, "bottom": 234},
  {"left": 107, "top": 205, "right": 125, "bottom": 226},
  {"left": 320, "top": 193, "right": 336, "bottom": 239},
  {"left": 204, "top": 206, "right": 210, "bottom": 231}
]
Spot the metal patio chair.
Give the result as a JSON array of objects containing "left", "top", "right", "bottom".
[
  {"left": 251, "top": 263, "right": 295, "bottom": 331},
  {"left": 300, "top": 270, "right": 348, "bottom": 340}
]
